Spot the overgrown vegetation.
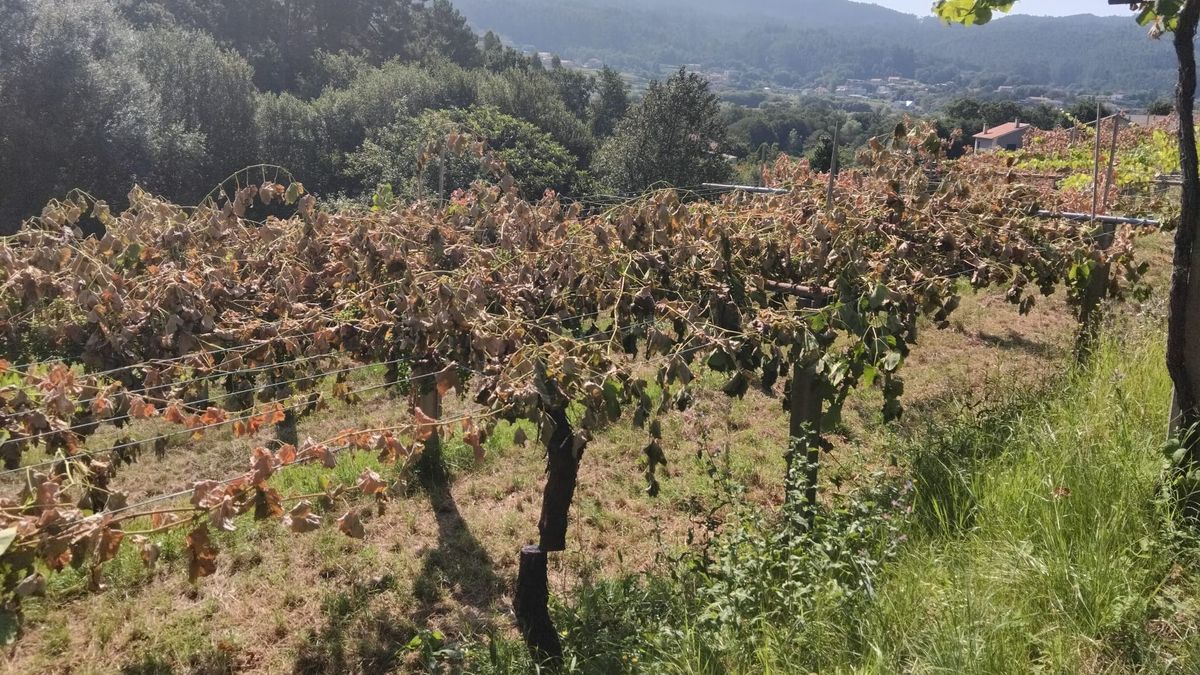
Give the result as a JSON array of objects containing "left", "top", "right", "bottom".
[{"left": 433, "top": 326, "right": 1200, "bottom": 673}]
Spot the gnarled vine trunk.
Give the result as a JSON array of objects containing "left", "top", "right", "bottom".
[
  {"left": 786, "top": 361, "right": 822, "bottom": 528},
  {"left": 537, "top": 406, "right": 581, "bottom": 552},
  {"left": 514, "top": 406, "right": 581, "bottom": 669},
  {"left": 1169, "top": 2, "right": 1200, "bottom": 450}
]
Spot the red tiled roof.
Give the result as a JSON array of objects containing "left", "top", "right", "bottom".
[{"left": 973, "top": 122, "right": 1030, "bottom": 140}]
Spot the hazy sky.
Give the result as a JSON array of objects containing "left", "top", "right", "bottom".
[{"left": 868, "top": 0, "right": 1129, "bottom": 17}]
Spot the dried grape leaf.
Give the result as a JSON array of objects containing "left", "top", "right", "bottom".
[
  {"left": 413, "top": 408, "right": 437, "bottom": 441},
  {"left": 248, "top": 446, "right": 277, "bottom": 485},
  {"left": 185, "top": 524, "right": 218, "bottom": 583},
  {"left": 209, "top": 495, "right": 237, "bottom": 532},
  {"left": 356, "top": 469, "right": 387, "bottom": 496},
  {"left": 283, "top": 501, "right": 322, "bottom": 533},
  {"left": 191, "top": 480, "right": 223, "bottom": 509},
  {"left": 253, "top": 486, "right": 284, "bottom": 520},
  {"left": 337, "top": 509, "right": 366, "bottom": 539}
]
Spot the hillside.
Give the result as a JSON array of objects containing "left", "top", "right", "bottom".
[{"left": 451, "top": 0, "right": 1176, "bottom": 95}]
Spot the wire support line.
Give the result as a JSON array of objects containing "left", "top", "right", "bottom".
[{"left": 0, "top": 365, "right": 473, "bottom": 480}]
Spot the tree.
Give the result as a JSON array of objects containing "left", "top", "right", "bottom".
[
  {"left": 121, "top": 0, "right": 484, "bottom": 91},
  {"left": 133, "top": 28, "right": 258, "bottom": 201},
  {"left": 1065, "top": 97, "right": 1114, "bottom": 124},
  {"left": 253, "top": 92, "right": 328, "bottom": 190},
  {"left": 478, "top": 69, "right": 595, "bottom": 162},
  {"left": 934, "top": 1, "right": 1200, "bottom": 478},
  {"left": 345, "top": 106, "right": 580, "bottom": 201},
  {"left": 1149, "top": 98, "right": 1175, "bottom": 115},
  {"left": 0, "top": 0, "right": 164, "bottom": 229},
  {"left": 411, "top": 0, "right": 483, "bottom": 70},
  {"left": 547, "top": 66, "right": 595, "bottom": 119},
  {"left": 594, "top": 68, "right": 732, "bottom": 194},
  {"left": 589, "top": 66, "right": 629, "bottom": 139},
  {"left": 804, "top": 133, "right": 836, "bottom": 173}
]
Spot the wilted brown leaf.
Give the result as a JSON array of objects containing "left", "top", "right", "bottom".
[
  {"left": 248, "top": 446, "right": 277, "bottom": 485},
  {"left": 162, "top": 402, "right": 187, "bottom": 425},
  {"left": 277, "top": 443, "right": 297, "bottom": 466},
  {"left": 283, "top": 501, "right": 321, "bottom": 533},
  {"left": 337, "top": 509, "right": 366, "bottom": 539},
  {"left": 150, "top": 511, "right": 181, "bottom": 530},
  {"left": 436, "top": 366, "right": 461, "bottom": 397},
  {"left": 356, "top": 469, "right": 387, "bottom": 496},
  {"left": 209, "top": 495, "right": 237, "bottom": 532},
  {"left": 185, "top": 524, "right": 218, "bottom": 583},
  {"left": 128, "top": 396, "right": 158, "bottom": 420},
  {"left": 254, "top": 486, "right": 284, "bottom": 520},
  {"left": 413, "top": 408, "right": 437, "bottom": 441},
  {"left": 94, "top": 525, "right": 124, "bottom": 563},
  {"left": 191, "top": 480, "right": 224, "bottom": 509}
]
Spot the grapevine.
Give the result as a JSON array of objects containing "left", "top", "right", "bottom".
[{"left": 0, "top": 121, "right": 1159, "bottom": 662}]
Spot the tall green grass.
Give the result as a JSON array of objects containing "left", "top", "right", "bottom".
[
  {"left": 859, "top": 329, "right": 1183, "bottom": 674},
  {"left": 451, "top": 328, "right": 1199, "bottom": 674}
]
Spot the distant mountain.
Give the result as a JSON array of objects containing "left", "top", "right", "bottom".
[{"left": 451, "top": 0, "right": 1175, "bottom": 96}]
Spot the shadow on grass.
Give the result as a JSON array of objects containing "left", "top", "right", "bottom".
[
  {"left": 411, "top": 482, "right": 505, "bottom": 621},
  {"left": 291, "top": 454, "right": 503, "bottom": 674},
  {"left": 291, "top": 575, "right": 416, "bottom": 674},
  {"left": 973, "top": 329, "right": 1066, "bottom": 361}
]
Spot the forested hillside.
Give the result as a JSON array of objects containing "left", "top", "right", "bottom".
[
  {"left": 0, "top": 0, "right": 639, "bottom": 229},
  {"left": 0, "top": 0, "right": 1170, "bottom": 232},
  {"left": 451, "top": 0, "right": 1175, "bottom": 92}
]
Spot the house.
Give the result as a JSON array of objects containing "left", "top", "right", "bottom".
[{"left": 973, "top": 121, "right": 1030, "bottom": 152}]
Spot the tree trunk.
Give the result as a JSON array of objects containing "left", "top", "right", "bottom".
[
  {"left": 1169, "top": 2, "right": 1200, "bottom": 443},
  {"left": 538, "top": 407, "right": 582, "bottom": 552},
  {"left": 413, "top": 359, "right": 445, "bottom": 487},
  {"left": 511, "top": 406, "right": 581, "bottom": 669},
  {"left": 786, "top": 361, "right": 822, "bottom": 528},
  {"left": 275, "top": 408, "right": 299, "bottom": 447},
  {"left": 514, "top": 545, "right": 563, "bottom": 669}
]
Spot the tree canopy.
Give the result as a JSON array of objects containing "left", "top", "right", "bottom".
[
  {"left": 594, "top": 68, "right": 732, "bottom": 194},
  {"left": 0, "top": 0, "right": 610, "bottom": 228}
]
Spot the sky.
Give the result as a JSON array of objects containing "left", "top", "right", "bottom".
[{"left": 867, "top": 0, "right": 1129, "bottom": 17}]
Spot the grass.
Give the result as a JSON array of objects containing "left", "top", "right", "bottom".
[
  {"left": 862, "top": 326, "right": 1182, "bottom": 674},
  {"left": 449, "top": 323, "right": 1199, "bottom": 674}
]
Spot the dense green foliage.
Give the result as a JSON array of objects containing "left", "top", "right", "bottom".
[
  {"left": 118, "top": 0, "right": 483, "bottom": 92},
  {"left": 0, "top": 0, "right": 784, "bottom": 229},
  {"left": 5, "top": 0, "right": 1154, "bottom": 231},
  {"left": 346, "top": 105, "right": 580, "bottom": 200},
  {"left": 0, "top": 0, "right": 723, "bottom": 229},
  {"left": 593, "top": 69, "right": 731, "bottom": 193}
]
